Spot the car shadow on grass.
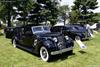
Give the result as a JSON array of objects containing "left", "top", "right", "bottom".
[
  {"left": 16, "top": 46, "right": 76, "bottom": 62},
  {"left": 50, "top": 52, "right": 76, "bottom": 62},
  {"left": 0, "top": 33, "right": 3, "bottom": 36},
  {"left": 16, "top": 46, "right": 40, "bottom": 57},
  {"left": 78, "top": 50, "right": 87, "bottom": 54},
  {"left": 81, "top": 39, "right": 90, "bottom": 42}
]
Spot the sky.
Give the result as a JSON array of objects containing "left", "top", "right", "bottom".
[{"left": 60, "top": 0, "right": 100, "bottom": 13}]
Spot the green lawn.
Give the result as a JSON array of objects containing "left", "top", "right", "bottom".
[{"left": 0, "top": 32, "right": 100, "bottom": 67}]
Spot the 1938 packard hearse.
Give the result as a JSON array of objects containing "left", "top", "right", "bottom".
[{"left": 11, "top": 25, "right": 74, "bottom": 61}]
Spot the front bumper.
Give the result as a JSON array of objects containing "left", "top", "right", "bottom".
[{"left": 51, "top": 47, "right": 73, "bottom": 55}]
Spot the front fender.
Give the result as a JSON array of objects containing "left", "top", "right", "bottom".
[
  {"left": 35, "top": 39, "right": 56, "bottom": 55},
  {"left": 41, "top": 39, "right": 57, "bottom": 51},
  {"left": 41, "top": 39, "right": 55, "bottom": 48}
]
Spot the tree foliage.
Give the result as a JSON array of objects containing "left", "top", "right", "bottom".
[
  {"left": 70, "top": 0, "right": 98, "bottom": 24},
  {"left": 0, "top": 0, "right": 60, "bottom": 26},
  {"left": 14, "top": 0, "right": 34, "bottom": 25},
  {"left": 28, "top": 0, "right": 59, "bottom": 26},
  {"left": 69, "top": 10, "right": 80, "bottom": 23},
  {"left": 58, "top": 5, "right": 69, "bottom": 25},
  {"left": 0, "top": 0, "right": 34, "bottom": 26}
]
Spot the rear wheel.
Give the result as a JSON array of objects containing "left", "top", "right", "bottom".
[
  {"left": 12, "top": 39, "right": 17, "bottom": 48},
  {"left": 40, "top": 46, "right": 50, "bottom": 62}
]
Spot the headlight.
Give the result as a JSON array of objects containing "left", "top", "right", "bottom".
[
  {"left": 65, "top": 36, "right": 69, "bottom": 40},
  {"left": 34, "top": 39, "right": 38, "bottom": 46},
  {"left": 53, "top": 37, "right": 58, "bottom": 42}
]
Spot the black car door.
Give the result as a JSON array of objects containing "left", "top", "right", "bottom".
[{"left": 20, "top": 27, "right": 34, "bottom": 47}]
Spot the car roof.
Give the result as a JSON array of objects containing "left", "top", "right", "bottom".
[
  {"left": 14, "top": 24, "right": 49, "bottom": 28},
  {"left": 53, "top": 24, "right": 84, "bottom": 29}
]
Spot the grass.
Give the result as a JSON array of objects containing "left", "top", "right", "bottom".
[{"left": 0, "top": 32, "right": 100, "bottom": 67}]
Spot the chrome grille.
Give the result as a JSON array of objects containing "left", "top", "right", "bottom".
[
  {"left": 57, "top": 36, "right": 66, "bottom": 49},
  {"left": 57, "top": 36, "right": 63, "bottom": 42}
]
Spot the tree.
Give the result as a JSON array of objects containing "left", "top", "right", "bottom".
[
  {"left": 0, "top": 0, "right": 17, "bottom": 27},
  {"left": 14, "top": 0, "right": 34, "bottom": 25},
  {"left": 69, "top": 10, "right": 80, "bottom": 23},
  {"left": 71, "top": 0, "right": 98, "bottom": 24},
  {"left": 0, "top": 0, "right": 60, "bottom": 26},
  {"left": 58, "top": 5, "right": 69, "bottom": 25},
  {"left": 28, "top": 0, "right": 59, "bottom": 26},
  {"left": 0, "top": 0, "right": 33, "bottom": 27}
]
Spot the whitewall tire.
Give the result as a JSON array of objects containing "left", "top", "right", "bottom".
[
  {"left": 40, "top": 46, "right": 50, "bottom": 62},
  {"left": 12, "top": 39, "right": 17, "bottom": 48}
]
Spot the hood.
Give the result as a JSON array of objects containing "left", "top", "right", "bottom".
[
  {"left": 70, "top": 26, "right": 87, "bottom": 33},
  {"left": 35, "top": 32, "right": 62, "bottom": 37},
  {"left": 77, "top": 28, "right": 87, "bottom": 33}
]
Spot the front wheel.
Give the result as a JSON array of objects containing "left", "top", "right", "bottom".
[
  {"left": 75, "top": 36, "right": 81, "bottom": 40},
  {"left": 40, "top": 46, "right": 50, "bottom": 62}
]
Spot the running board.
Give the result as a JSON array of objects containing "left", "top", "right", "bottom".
[{"left": 16, "top": 44, "right": 33, "bottom": 52}]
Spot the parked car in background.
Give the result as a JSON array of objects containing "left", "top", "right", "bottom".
[
  {"left": 51, "top": 24, "right": 91, "bottom": 40},
  {"left": 11, "top": 24, "right": 74, "bottom": 61},
  {"left": 4, "top": 27, "right": 15, "bottom": 39}
]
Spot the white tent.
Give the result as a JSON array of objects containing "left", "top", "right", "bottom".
[
  {"left": 90, "top": 23, "right": 97, "bottom": 29},
  {"left": 54, "top": 22, "right": 64, "bottom": 26}
]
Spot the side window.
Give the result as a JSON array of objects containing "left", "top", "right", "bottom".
[
  {"left": 51, "top": 27, "right": 57, "bottom": 32},
  {"left": 66, "top": 27, "right": 71, "bottom": 30},
  {"left": 24, "top": 27, "right": 32, "bottom": 35},
  {"left": 55, "top": 26, "right": 60, "bottom": 32},
  {"left": 63, "top": 27, "right": 67, "bottom": 30},
  {"left": 15, "top": 28, "right": 23, "bottom": 36},
  {"left": 55, "top": 27, "right": 58, "bottom": 32}
]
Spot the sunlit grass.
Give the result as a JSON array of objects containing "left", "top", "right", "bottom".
[{"left": 0, "top": 32, "right": 100, "bottom": 67}]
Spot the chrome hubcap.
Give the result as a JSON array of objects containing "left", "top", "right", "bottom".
[{"left": 42, "top": 49, "right": 47, "bottom": 58}]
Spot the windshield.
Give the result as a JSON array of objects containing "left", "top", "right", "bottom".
[
  {"left": 31, "top": 26, "right": 50, "bottom": 33},
  {"left": 32, "top": 27, "right": 42, "bottom": 32}
]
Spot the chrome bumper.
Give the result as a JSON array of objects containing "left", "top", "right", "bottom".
[{"left": 51, "top": 47, "right": 73, "bottom": 55}]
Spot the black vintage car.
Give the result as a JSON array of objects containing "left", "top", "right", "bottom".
[
  {"left": 12, "top": 25, "right": 74, "bottom": 61},
  {"left": 51, "top": 24, "right": 91, "bottom": 40}
]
